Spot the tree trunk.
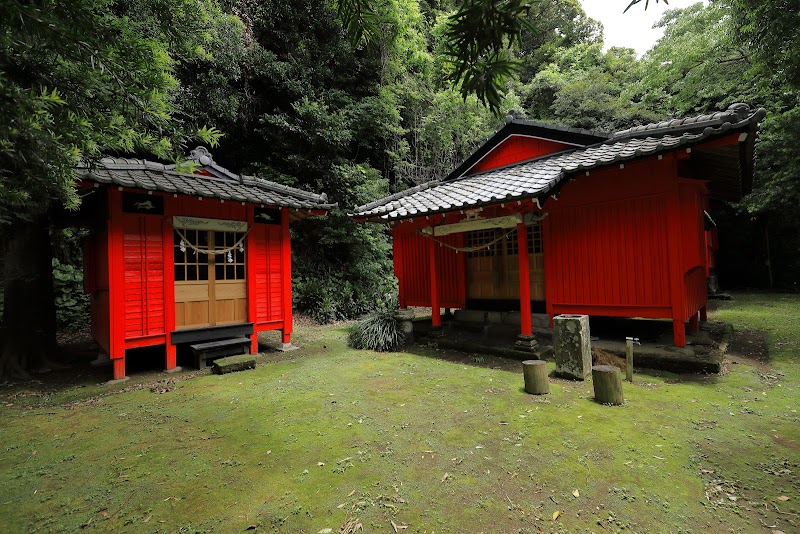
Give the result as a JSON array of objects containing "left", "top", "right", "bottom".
[{"left": 0, "top": 214, "right": 59, "bottom": 378}]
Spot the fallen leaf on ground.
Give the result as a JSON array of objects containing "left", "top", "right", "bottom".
[
  {"left": 552, "top": 510, "right": 560, "bottom": 520},
  {"left": 572, "top": 489, "right": 580, "bottom": 498},
  {"left": 390, "top": 520, "right": 408, "bottom": 532},
  {"left": 337, "top": 503, "right": 345, "bottom": 509},
  {"left": 318, "top": 462, "right": 325, "bottom": 466},
  {"left": 348, "top": 490, "right": 356, "bottom": 497},
  {"left": 317, "top": 529, "right": 333, "bottom": 534},
  {"left": 441, "top": 472, "right": 450, "bottom": 482},
  {"left": 776, "top": 495, "right": 790, "bottom": 501}
]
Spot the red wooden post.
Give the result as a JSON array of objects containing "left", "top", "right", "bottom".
[
  {"left": 688, "top": 311, "right": 699, "bottom": 332},
  {"left": 699, "top": 306, "right": 708, "bottom": 322},
  {"left": 517, "top": 222, "right": 533, "bottom": 336},
  {"left": 107, "top": 188, "right": 127, "bottom": 380},
  {"left": 393, "top": 229, "right": 406, "bottom": 309},
  {"left": 162, "top": 195, "right": 177, "bottom": 370},
  {"left": 246, "top": 207, "right": 259, "bottom": 354},
  {"left": 429, "top": 236, "right": 441, "bottom": 328},
  {"left": 280, "top": 208, "right": 293, "bottom": 344},
  {"left": 666, "top": 166, "right": 687, "bottom": 347}
]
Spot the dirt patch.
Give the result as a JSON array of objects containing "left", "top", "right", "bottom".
[{"left": 725, "top": 328, "right": 771, "bottom": 373}]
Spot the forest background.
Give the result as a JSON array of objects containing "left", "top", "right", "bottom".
[{"left": 1, "top": 0, "right": 798, "bottom": 375}]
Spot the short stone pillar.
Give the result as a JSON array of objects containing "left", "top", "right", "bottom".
[
  {"left": 553, "top": 314, "right": 592, "bottom": 380},
  {"left": 394, "top": 308, "right": 415, "bottom": 344}
]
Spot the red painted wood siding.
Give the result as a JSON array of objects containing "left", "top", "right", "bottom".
[
  {"left": 393, "top": 228, "right": 466, "bottom": 308},
  {"left": 121, "top": 215, "right": 166, "bottom": 339},
  {"left": 468, "top": 136, "right": 572, "bottom": 174},
  {"left": 543, "top": 157, "right": 709, "bottom": 328},
  {"left": 545, "top": 195, "right": 672, "bottom": 316},
  {"left": 251, "top": 224, "right": 285, "bottom": 324}
]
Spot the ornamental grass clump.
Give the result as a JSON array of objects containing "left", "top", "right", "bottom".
[{"left": 348, "top": 308, "right": 403, "bottom": 352}]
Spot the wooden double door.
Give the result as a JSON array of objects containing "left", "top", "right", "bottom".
[
  {"left": 465, "top": 225, "right": 545, "bottom": 301},
  {"left": 174, "top": 229, "right": 248, "bottom": 329}
]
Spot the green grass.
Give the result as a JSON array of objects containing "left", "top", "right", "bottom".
[{"left": 1, "top": 292, "right": 799, "bottom": 533}]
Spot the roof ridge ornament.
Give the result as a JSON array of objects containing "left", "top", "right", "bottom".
[{"left": 188, "top": 146, "right": 214, "bottom": 166}]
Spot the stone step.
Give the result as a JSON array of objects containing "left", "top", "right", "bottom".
[{"left": 212, "top": 354, "right": 256, "bottom": 374}]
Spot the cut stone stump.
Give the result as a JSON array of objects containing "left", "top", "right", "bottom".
[
  {"left": 553, "top": 314, "right": 592, "bottom": 380},
  {"left": 592, "top": 365, "right": 624, "bottom": 405},
  {"left": 212, "top": 355, "right": 256, "bottom": 374},
  {"left": 522, "top": 360, "right": 550, "bottom": 395}
]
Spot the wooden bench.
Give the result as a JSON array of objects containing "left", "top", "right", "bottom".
[{"left": 190, "top": 337, "right": 251, "bottom": 369}]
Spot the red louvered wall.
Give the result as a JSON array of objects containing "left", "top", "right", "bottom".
[
  {"left": 122, "top": 216, "right": 166, "bottom": 339},
  {"left": 251, "top": 224, "right": 285, "bottom": 324}
]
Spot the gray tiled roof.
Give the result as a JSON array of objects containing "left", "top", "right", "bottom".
[
  {"left": 353, "top": 104, "right": 765, "bottom": 221},
  {"left": 77, "top": 150, "right": 336, "bottom": 211}
]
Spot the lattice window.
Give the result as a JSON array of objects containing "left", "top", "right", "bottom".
[
  {"left": 174, "top": 230, "right": 209, "bottom": 282},
  {"left": 501, "top": 221, "right": 544, "bottom": 256},
  {"left": 465, "top": 229, "right": 499, "bottom": 257},
  {"left": 214, "top": 231, "right": 246, "bottom": 281},
  {"left": 174, "top": 230, "right": 245, "bottom": 282}
]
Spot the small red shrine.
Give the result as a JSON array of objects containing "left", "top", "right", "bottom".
[
  {"left": 353, "top": 104, "right": 765, "bottom": 347},
  {"left": 77, "top": 147, "right": 335, "bottom": 380}
]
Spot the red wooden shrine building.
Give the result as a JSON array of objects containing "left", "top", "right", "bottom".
[
  {"left": 353, "top": 104, "right": 765, "bottom": 347},
  {"left": 76, "top": 147, "right": 335, "bottom": 380}
]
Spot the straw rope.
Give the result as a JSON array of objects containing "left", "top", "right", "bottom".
[{"left": 167, "top": 218, "right": 252, "bottom": 256}]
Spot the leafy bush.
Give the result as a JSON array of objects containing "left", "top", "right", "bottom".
[
  {"left": 52, "top": 258, "right": 89, "bottom": 329},
  {"left": 347, "top": 307, "right": 403, "bottom": 352}
]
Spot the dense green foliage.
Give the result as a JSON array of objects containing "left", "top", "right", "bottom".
[{"left": 52, "top": 259, "right": 90, "bottom": 329}]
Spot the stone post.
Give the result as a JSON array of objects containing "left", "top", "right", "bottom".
[
  {"left": 553, "top": 314, "right": 592, "bottom": 380},
  {"left": 394, "top": 308, "right": 415, "bottom": 344}
]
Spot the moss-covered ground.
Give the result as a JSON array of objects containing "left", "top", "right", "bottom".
[{"left": 1, "top": 293, "right": 798, "bottom": 533}]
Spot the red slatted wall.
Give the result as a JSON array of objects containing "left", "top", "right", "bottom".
[
  {"left": 545, "top": 195, "right": 671, "bottom": 316},
  {"left": 393, "top": 229, "right": 466, "bottom": 308},
  {"left": 252, "top": 224, "right": 284, "bottom": 323},
  {"left": 121, "top": 215, "right": 166, "bottom": 339}
]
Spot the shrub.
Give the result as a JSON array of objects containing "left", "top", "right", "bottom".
[
  {"left": 52, "top": 258, "right": 90, "bottom": 329},
  {"left": 347, "top": 307, "right": 403, "bottom": 352}
]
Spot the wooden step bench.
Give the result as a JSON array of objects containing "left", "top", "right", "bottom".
[{"left": 190, "top": 337, "right": 251, "bottom": 369}]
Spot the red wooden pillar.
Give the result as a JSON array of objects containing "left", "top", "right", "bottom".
[
  {"left": 517, "top": 222, "right": 533, "bottom": 336},
  {"left": 162, "top": 195, "right": 177, "bottom": 370},
  {"left": 688, "top": 311, "right": 700, "bottom": 332},
  {"left": 280, "top": 208, "right": 293, "bottom": 344},
  {"left": 107, "top": 188, "right": 127, "bottom": 380},
  {"left": 666, "top": 165, "right": 687, "bottom": 347},
  {"left": 393, "top": 229, "right": 406, "bottom": 309},
  {"left": 429, "top": 236, "right": 441, "bottom": 328},
  {"left": 245, "top": 206, "right": 259, "bottom": 354}
]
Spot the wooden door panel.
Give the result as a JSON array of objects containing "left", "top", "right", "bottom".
[
  {"left": 175, "top": 282, "right": 210, "bottom": 329},
  {"left": 466, "top": 245, "right": 546, "bottom": 301}
]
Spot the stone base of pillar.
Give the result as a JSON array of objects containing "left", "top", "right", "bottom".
[
  {"left": 277, "top": 343, "right": 299, "bottom": 352},
  {"left": 514, "top": 334, "right": 538, "bottom": 352}
]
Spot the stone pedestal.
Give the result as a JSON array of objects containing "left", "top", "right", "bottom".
[
  {"left": 553, "top": 314, "right": 592, "bottom": 380},
  {"left": 394, "top": 308, "right": 415, "bottom": 343},
  {"left": 515, "top": 334, "right": 538, "bottom": 353}
]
